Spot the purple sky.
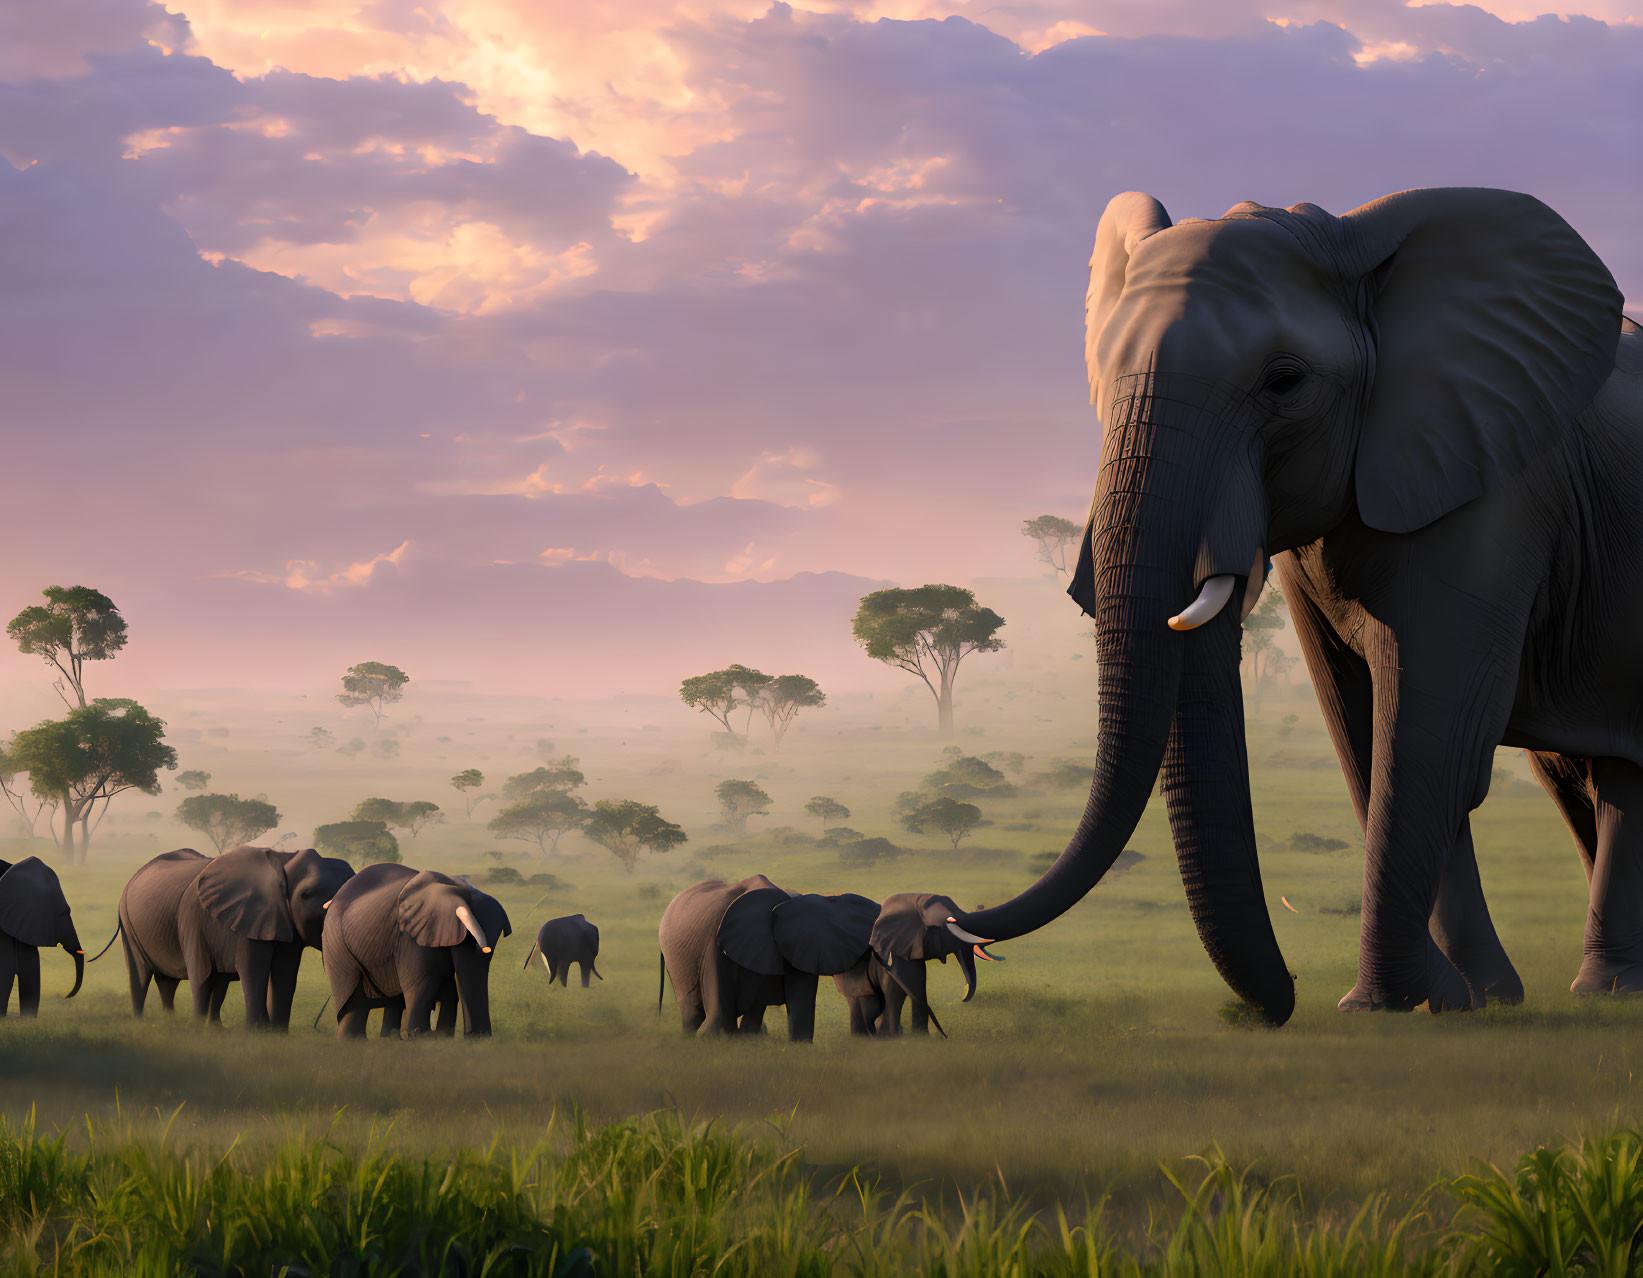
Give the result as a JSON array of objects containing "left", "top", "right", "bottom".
[{"left": 0, "top": 0, "right": 1637, "bottom": 704}]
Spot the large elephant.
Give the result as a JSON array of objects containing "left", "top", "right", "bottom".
[
  {"left": 0, "top": 857, "right": 83, "bottom": 1016},
  {"left": 113, "top": 845, "right": 353, "bottom": 1028},
  {"left": 833, "top": 892, "right": 998, "bottom": 1037},
  {"left": 658, "top": 875, "right": 879, "bottom": 1041},
  {"left": 322, "top": 863, "right": 511, "bottom": 1039},
  {"left": 947, "top": 187, "right": 1635, "bottom": 1022},
  {"left": 524, "top": 914, "right": 601, "bottom": 987}
]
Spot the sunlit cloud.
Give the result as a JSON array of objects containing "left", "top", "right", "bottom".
[
  {"left": 730, "top": 447, "right": 841, "bottom": 509},
  {"left": 219, "top": 540, "right": 413, "bottom": 595}
]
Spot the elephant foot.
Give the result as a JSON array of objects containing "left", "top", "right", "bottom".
[
  {"left": 1570, "top": 956, "right": 1643, "bottom": 995},
  {"left": 1338, "top": 950, "right": 1478, "bottom": 1013},
  {"left": 1450, "top": 950, "right": 1524, "bottom": 1007}
]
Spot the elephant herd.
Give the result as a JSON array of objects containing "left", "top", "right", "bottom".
[{"left": 1, "top": 848, "right": 989, "bottom": 1043}]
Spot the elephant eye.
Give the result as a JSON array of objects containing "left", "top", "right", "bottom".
[{"left": 1262, "top": 369, "right": 1306, "bottom": 396}]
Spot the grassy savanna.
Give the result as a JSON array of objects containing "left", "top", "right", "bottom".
[{"left": 3, "top": 638, "right": 1641, "bottom": 1269}]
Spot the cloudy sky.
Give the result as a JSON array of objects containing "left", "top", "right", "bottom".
[{"left": 0, "top": 0, "right": 1637, "bottom": 705}]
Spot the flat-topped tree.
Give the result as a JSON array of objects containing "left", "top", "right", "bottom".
[
  {"left": 314, "top": 819, "right": 400, "bottom": 866},
  {"left": 680, "top": 665, "right": 771, "bottom": 737},
  {"left": 502, "top": 762, "right": 585, "bottom": 799},
  {"left": 1021, "top": 515, "right": 1082, "bottom": 578},
  {"left": 488, "top": 791, "right": 590, "bottom": 855},
  {"left": 901, "top": 796, "right": 984, "bottom": 849},
  {"left": 582, "top": 799, "right": 686, "bottom": 873},
  {"left": 755, "top": 675, "right": 825, "bottom": 750},
  {"left": 450, "top": 769, "right": 488, "bottom": 816},
  {"left": 336, "top": 661, "right": 408, "bottom": 726},
  {"left": 10, "top": 698, "right": 176, "bottom": 862},
  {"left": 805, "top": 796, "right": 850, "bottom": 830},
  {"left": 7, "top": 585, "right": 129, "bottom": 708},
  {"left": 176, "top": 793, "right": 281, "bottom": 853},
  {"left": 715, "top": 779, "right": 771, "bottom": 836},
  {"left": 852, "top": 585, "right": 1005, "bottom": 736},
  {"left": 350, "top": 797, "right": 443, "bottom": 838}
]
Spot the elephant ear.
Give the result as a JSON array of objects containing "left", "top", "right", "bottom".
[
  {"left": 396, "top": 871, "right": 469, "bottom": 948},
  {"left": 871, "top": 892, "right": 962, "bottom": 964},
  {"left": 0, "top": 857, "right": 68, "bottom": 947},
  {"left": 717, "top": 885, "right": 791, "bottom": 976},
  {"left": 1342, "top": 187, "right": 1623, "bottom": 534},
  {"left": 196, "top": 846, "right": 293, "bottom": 942},
  {"left": 771, "top": 893, "right": 877, "bottom": 975}
]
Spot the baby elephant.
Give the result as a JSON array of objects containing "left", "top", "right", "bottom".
[
  {"left": 833, "top": 892, "right": 1001, "bottom": 1037},
  {"left": 524, "top": 914, "right": 601, "bottom": 987},
  {"left": 0, "top": 857, "right": 84, "bottom": 1017}
]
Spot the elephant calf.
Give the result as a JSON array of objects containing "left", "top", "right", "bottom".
[
  {"left": 111, "top": 845, "right": 353, "bottom": 1029},
  {"left": 833, "top": 892, "right": 1000, "bottom": 1038},
  {"left": 524, "top": 914, "right": 601, "bottom": 987},
  {"left": 0, "top": 857, "right": 84, "bottom": 1017},
  {"left": 323, "top": 862, "right": 511, "bottom": 1039}
]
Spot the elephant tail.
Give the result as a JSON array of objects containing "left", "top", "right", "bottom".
[
  {"left": 86, "top": 921, "right": 122, "bottom": 964},
  {"left": 592, "top": 964, "right": 603, "bottom": 982},
  {"left": 656, "top": 951, "right": 667, "bottom": 1015},
  {"left": 311, "top": 994, "right": 332, "bottom": 1030},
  {"left": 522, "top": 940, "right": 541, "bottom": 972}
]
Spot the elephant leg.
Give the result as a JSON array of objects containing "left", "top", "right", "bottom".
[
  {"left": 896, "top": 963, "right": 931, "bottom": 1035},
  {"left": 124, "top": 945, "right": 152, "bottom": 1016},
  {"left": 16, "top": 947, "right": 40, "bottom": 1017},
  {"left": 699, "top": 954, "right": 738, "bottom": 1034},
  {"left": 380, "top": 997, "right": 406, "bottom": 1039},
  {"left": 154, "top": 975, "right": 181, "bottom": 1012},
  {"left": 190, "top": 968, "right": 215, "bottom": 1019},
  {"left": 238, "top": 941, "right": 275, "bottom": 1030},
  {"left": 579, "top": 962, "right": 592, "bottom": 989},
  {"left": 878, "top": 981, "right": 906, "bottom": 1037},
  {"left": 337, "top": 991, "right": 370, "bottom": 1040},
  {"left": 680, "top": 1002, "right": 706, "bottom": 1034},
  {"left": 208, "top": 975, "right": 232, "bottom": 1025},
  {"left": 433, "top": 979, "right": 458, "bottom": 1037},
  {"left": 846, "top": 998, "right": 870, "bottom": 1036},
  {"left": 1353, "top": 619, "right": 1518, "bottom": 1012},
  {"left": 0, "top": 940, "right": 16, "bottom": 1016},
  {"left": 782, "top": 973, "right": 818, "bottom": 1042},
  {"left": 1427, "top": 821, "right": 1523, "bottom": 1006},
  {"left": 265, "top": 944, "right": 303, "bottom": 1031},
  {"left": 738, "top": 1001, "right": 768, "bottom": 1033},
  {"left": 404, "top": 983, "right": 440, "bottom": 1039},
  {"left": 1571, "top": 758, "right": 1643, "bottom": 994}
]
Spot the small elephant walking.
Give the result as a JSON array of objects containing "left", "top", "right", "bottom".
[
  {"left": 658, "top": 875, "right": 879, "bottom": 1041},
  {"left": 0, "top": 858, "right": 84, "bottom": 1017},
  {"left": 110, "top": 845, "right": 353, "bottom": 1029},
  {"left": 322, "top": 862, "right": 511, "bottom": 1039},
  {"left": 833, "top": 893, "right": 1000, "bottom": 1037},
  {"left": 524, "top": 914, "right": 601, "bottom": 987}
]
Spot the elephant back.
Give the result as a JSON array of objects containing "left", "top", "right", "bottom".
[
  {"left": 119, "top": 848, "right": 209, "bottom": 978},
  {"left": 659, "top": 877, "right": 782, "bottom": 1010},
  {"left": 0, "top": 857, "right": 70, "bottom": 948}
]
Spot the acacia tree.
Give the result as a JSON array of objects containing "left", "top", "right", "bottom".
[
  {"left": 901, "top": 796, "right": 984, "bottom": 849},
  {"left": 176, "top": 793, "right": 281, "bottom": 853},
  {"left": 351, "top": 797, "right": 443, "bottom": 838},
  {"left": 582, "top": 800, "right": 687, "bottom": 872},
  {"left": 450, "top": 769, "right": 488, "bottom": 816},
  {"left": 715, "top": 779, "right": 771, "bottom": 836},
  {"left": 10, "top": 699, "right": 177, "bottom": 861},
  {"left": 679, "top": 665, "right": 771, "bottom": 737},
  {"left": 7, "top": 585, "right": 129, "bottom": 708},
  {"left": 488, "top": 791, "right": 590, "bottom": 855},
  {"left": 805, "top": 796, "right": 850, "bottom": 830},
  {"left": 503, "top": 762, "right": 585, "bottom": 800},
  {"left": 314, "top": 820, "right": 401, "bottom": 866},
  {"left": 175, "top": 770, "right": 212, "bottom": 792},
  {"left": 755, "top": 675, "right": 825, "bottom": 750},
  {"left": 336, "top": 661, "right": 409, "bottom": 726},
  {"left": 852, "top": 585, "right": 1005, "bottom": 736},
  {"left": 1242, "top": 585, "right": 1288, "bottom": 711},
  {"left": 1021, "top": 516, "right": 1082, "bottom": 578}
]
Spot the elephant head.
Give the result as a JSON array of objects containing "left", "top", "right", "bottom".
[
  {"left": 872, "top": 892, "right": 998, "bottom": 1008},
  {"left": 197, "top": 845, "right": 354, "bottom": 948},
  {"left": 397, "top": 870, "right": 512, "bottom": 1035},
  {"left": 718, "top": 888, "right": 880, "bottom": 979},
  {"left": 949, "top": 188, "right": 1623, "bottom": 1024},
  {"left": 0, "top": 857, "right": 83, "bottom": 997}
]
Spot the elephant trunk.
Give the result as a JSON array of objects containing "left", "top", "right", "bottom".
[
  {"left": 1163, "top": 604, "right": 1294, "bottom": 1024},
  {"left": 65, "top": 944, "right": 84, "bottom": 1000},
  {"left": 453, "top": 946, "right": 492, "bottom": 1037}
]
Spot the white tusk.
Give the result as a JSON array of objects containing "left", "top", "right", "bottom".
[
  {"left": 455, "top": 904, "right": 489, "bottom": 953},
  {"left": 322, "top": 900, "right": 332, "bottom": 910},
  {"left": 1167, "top": 575, "right": 1236, "bottom": 631},
  {"left": 539, "top": 953, "right": 552, "bottom": 973},
  {"left": 946, "top": 917, "right": 992, "bottom": 946}
]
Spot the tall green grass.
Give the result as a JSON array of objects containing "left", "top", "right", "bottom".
[{"left": 6, "top": 1108, "right": 1643, "bottom": 1276}]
